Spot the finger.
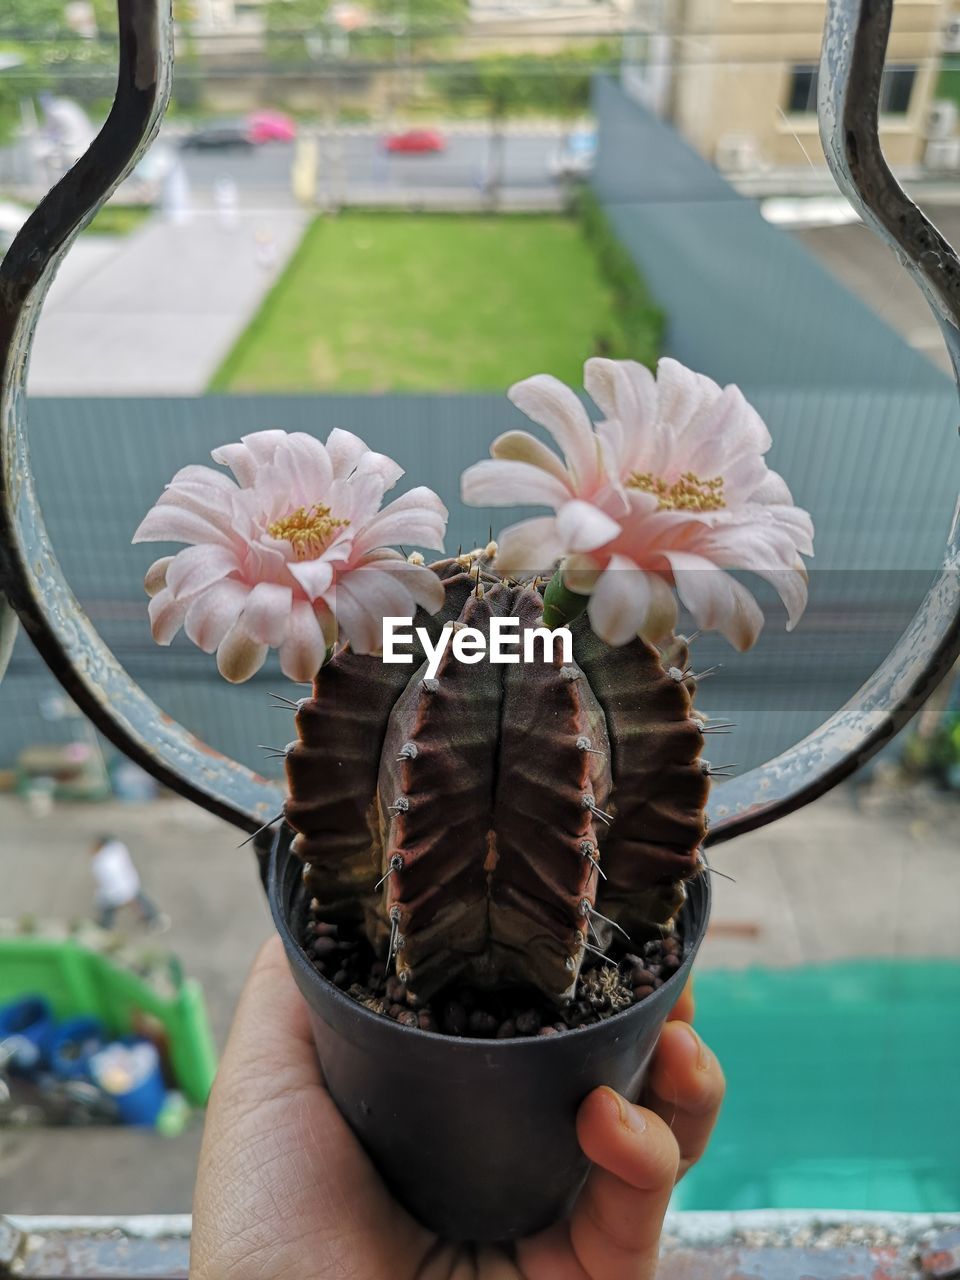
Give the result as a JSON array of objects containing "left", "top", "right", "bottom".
[
  {"left": 569, "top": 1086, "right": 679, "bottom": 1280},
  {"left": 642, "top": 1021, "right": 725, "bottom": 1179},
  {"left": 667, "top": 977, "right": 694, "bottom": 1024}
]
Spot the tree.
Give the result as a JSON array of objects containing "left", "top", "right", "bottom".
[
  {"left": 433, "top": 47, "right": 612, "bottom": 205},
  {"left": 0, "top": 0, "right": 120, "bottom": 142},
  {"left": 266, "top": 0, "right": 332, "bottom": 65}
]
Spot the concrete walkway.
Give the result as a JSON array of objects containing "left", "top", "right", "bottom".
[{"left": 27, "top": 204, "right": 309, "bottom": 396}]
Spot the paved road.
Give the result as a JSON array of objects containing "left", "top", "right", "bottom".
[{"left": 171, "top": 131, "right": 561, "bottom": 200}]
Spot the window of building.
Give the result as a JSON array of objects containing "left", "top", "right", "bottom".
[
  {"left": 787, "top": 64, "right": 818, "bottom": 114},
  {"left": 880, "top": 65, "right": 916, "bottom": 114},
  {"left": 786, "top": 63, "right": 917, "bottom": 116}
]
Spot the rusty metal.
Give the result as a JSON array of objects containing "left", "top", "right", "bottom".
[
  {"left": 0, "top": 1215, "right": 189, "bottom": 1278},
  {"left": 0, "top": 0, "right": 958, "bottom": 841},
  {"left": 2, "top": 1210, "right": 959, "bottom": 1278},
  {"left": 0, "top": 3, "right": 281, "bottom": 833},
  {"left": 707, "top": 0, "right": 960, "bottom": 842}
]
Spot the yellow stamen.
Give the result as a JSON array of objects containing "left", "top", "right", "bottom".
[
  {"left": 267, "top": 504, "right": 349, "bottom": 560},
  {"left": 627, "top": 470, "right": 725, "bottom": 512}
]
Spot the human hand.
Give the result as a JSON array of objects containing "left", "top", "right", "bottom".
[{"left": 191, "top": 937, "right": 724, "bottom": 1280}]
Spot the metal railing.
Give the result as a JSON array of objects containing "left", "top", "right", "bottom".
[
  {"left": 2, "top": 0, "right": 959, "bottom": 845},
  {"left": 0, "top": 0, "right": 959, "bottom": 1270}
]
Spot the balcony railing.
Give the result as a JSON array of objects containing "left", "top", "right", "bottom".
[{"left": 0, "top": 0, "right": 959, "bottom": 1270}]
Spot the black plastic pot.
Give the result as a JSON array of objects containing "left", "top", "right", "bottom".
[{"left": 268, "top": 828, "right": 711, "bottom": 1243}]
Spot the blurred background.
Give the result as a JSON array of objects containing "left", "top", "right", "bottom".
[{"left": 0, "top": 0, "right": 959, "bottom": 1230}]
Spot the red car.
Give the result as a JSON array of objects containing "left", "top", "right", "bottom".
[
  {"left": 248, "top": 110, "right": 297, "bottom": 144},
  {"left": 384, "top": 128, "right": 445, "bottom": 154}
]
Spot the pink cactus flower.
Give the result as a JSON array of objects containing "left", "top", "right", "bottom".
[
  {"left": 134, "top": 429, "right": 448, "bottom": 681},
  {"left": 461, "top": 357, "right": 813, "bottom": 650}
]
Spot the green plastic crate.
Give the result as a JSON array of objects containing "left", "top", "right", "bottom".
[{"left": 0, "top": 936, "right": 216, "bottom": 1106}]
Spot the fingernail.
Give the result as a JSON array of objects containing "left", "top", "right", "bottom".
[
  {"left": 681, "top": 1023, "right": 711, "bottom": 1071},
  {"left": 606, "top": 1088, "right": 647, "bottom": 1134}
]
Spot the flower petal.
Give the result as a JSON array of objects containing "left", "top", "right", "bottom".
[
  {"left": 288, "top": 557, "right": 335, "bottom": 602},
  {"left": 683, "top": 386, "right": 771, "bottom": 479},
  {"left": 216, "top": 621, "right": 269, "bottom": 683},
  {"left": 240, "top": 430, "right": 291, "bottom": 465},
  {"left": 662, "top": 551, "right": 764, "bottom": 651},
  {"left": 212, "top": 435, "right": 280, "bottom": 483},
  {"left": 655, "top": 358, "right": 721, "bottom": 435},
  {"left": 330, "top": 568, "right": 418, "bottom": 655},
  {"left": 361, "top": 556, "right": 446, "bottom": 614},
  {"left": 144, "top": 556, "right": 172, "bottom": 598},
  {"left": 241, "top": 581, "right": 293, "bottom": 647},
  {"left": 584, "top": 358, "right": 657, "bottom": 432},
  {"left": 169, "top": 464, "right": 237, "bottom": 493},
  {"left": 490, "top": 430, "right": 570, "bottom": 485},
  {"left": 282, "top": 432, "right": 334, "bottom": 497},
  {"left": 555, "top": 500, "right": 621, "bottom": 554},
  {"left": 637, "top": 571, "right": 679, "bottom": 645},
  {"left": 155, "top": 482, "right": 239, "bottom": 543},
  {"left": 562, "top": 553, "right": 602, "bottom": 594},
  {"left": 508, "top": 374, "right": 599, "bottom": 490},
  {"left": 494, "top": 516, "right": 566, "bottom": 577},
  {"left": 133, "top": 504, "right": 235, "bottom": 550},
  {"left": 748, "top": 469, "right": 794, "bottom": 506},
  {"left": 326, "top": 427, "right": 371, "bottom": 478},
  {"left": 353, "top": 487, "right": 448, "bottom": 554},
  {"left": 352, "top": 447, "right": 405, "bottom": 491},
  {"left": 587, "top": 555, "right": 659, "bottom": 646},
  {"left": 278, "top": 601, "right": 328, "bottom": 682},
  {"left": 753, "top": 562, "right": 809, "bottom": 631},
  {"left": 148, "top": 588, "right": 189, "bottom": 646},
  {"left": 184, "top": 579, "right": 249, "bottom": 653},
  {"left": 166, "top": 544, "right": 240, "bottom": 600},
  {"left": 461, "top": 458, "right": 572, "bottom": 510}
]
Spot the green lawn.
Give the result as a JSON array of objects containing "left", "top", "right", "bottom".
[
  {"left": 85, "top": 205, "right": 151, "bottom": 236},
  {"left": 211, "top": 213, "right": 656, "bottom": 392}
]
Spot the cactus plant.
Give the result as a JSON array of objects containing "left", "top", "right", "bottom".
[
  {"left": 134, "top": 357, "right": 813, "bottom": 1015},
  {"left": 284, "top": 553, "right": 709, "bottom": 1004}
]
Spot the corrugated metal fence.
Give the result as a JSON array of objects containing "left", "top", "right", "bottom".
[{"left": 2, "top": 385, "right": 958, "bottom": 777}]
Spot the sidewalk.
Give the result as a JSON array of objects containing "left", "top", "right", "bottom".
[{"left": 27, "top": 204, "right": 309, "bottom": 396}]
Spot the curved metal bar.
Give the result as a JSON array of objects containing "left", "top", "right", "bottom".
[
  {"left": 1, "top": 0, "right": 957, "bottom": 845},
  {"left": 0, "top": 0, "right": 281, "bottom": 832},
  {"left": 707, "top": 0, "right": 960, "bottom": 841},
  {"left": 0, "top": 593, "right": 17, "bottom": 684}
]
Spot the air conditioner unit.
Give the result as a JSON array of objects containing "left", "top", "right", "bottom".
[
  {"left": 714, "top": 134, "right": 759, "bottom": 173},
  {"left": 927, "top": 99, "right": 959, "bottom": 140},
  {"left": 924, "top": 137, "right": 960, "bottom": 171},
  {"left": 942, "top": 16, "right": 960, "bottom": 51}
]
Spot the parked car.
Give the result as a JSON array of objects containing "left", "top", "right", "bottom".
[
  {"left": 247, "top": 110, "right": 297, "bottom": 143},
  {"left": 180, "top": 112, "right": 296, "bottom": 150},
  {"left": 384, "top": 128, "right": 445, "bottom": 154},
  {"left": 547, "top": 128, "right": 597, "bottom": 181},
  {"left": 180, "top": 120, "right": 252, "bottom": 151}
]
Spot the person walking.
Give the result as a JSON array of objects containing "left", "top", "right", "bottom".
[{"left": 89, "top": 835, "right": 166, "bottom": 931}]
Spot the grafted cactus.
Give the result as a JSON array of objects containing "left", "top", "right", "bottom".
[{"left": 285, "top": 556, "right": 709, "bottom": 1003}]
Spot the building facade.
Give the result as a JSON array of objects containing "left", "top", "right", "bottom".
[{"left": 622, "top": 0, "right": 952, "bottom": 173}]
